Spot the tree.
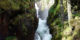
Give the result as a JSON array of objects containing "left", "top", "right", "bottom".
[{"left": 67, "top": 0, "right": 72, "bottom": 27}]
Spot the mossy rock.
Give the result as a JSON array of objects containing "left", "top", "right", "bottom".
[
  {"left": 0, "top": 0, "right": 20, "bottom": 10},
  {"left": 0, "top": 0, "right": 31, "bottom": 10}
]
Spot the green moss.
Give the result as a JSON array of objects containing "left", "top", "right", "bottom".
[{"left": 0, "top": 0, "right": 32, "bottom": 10}]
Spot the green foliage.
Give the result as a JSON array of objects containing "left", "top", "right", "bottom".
[
  {"left": 0, "top": 0, "right": 33, "bottom": 10},
  {"left": 48, "top": 0, "right": 80, "bottom": 40},
  {"left": 48, "top": 0, "right": 63, "bottom": 40},
  {"left": 6, "top": 36, "right": 17, "bottom": 40}
]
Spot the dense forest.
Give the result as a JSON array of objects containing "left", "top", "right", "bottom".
[{"left": 0, "top": 0, "right": 80, "bottom": 40}]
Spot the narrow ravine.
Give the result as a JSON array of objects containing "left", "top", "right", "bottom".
[{"left": 34, "top": 0, "right": 55, "bottom": 40}]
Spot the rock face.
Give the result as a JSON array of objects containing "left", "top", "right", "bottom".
[
  {"left": 0, "top": 13, "right": 8, "bottom": 40},
  {"left": 0, "top": 0, "right": 38, "bottom": 40},
  {"left": 16, "top": 13, "right": 38, "bottom": 40}
]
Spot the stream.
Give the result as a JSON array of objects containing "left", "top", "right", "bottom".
[{"left": 34, "top": 0, "right": 55, "bottom": 40}]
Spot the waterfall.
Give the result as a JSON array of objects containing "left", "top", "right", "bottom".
[{"left": 35, "top": 0, "right": 55, "bottom": 40}]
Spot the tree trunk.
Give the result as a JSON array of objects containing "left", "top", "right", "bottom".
[
  {"left": 67, "top": 0, "right": 72, "bottom": 27},
  {"left": 62, "top": 0, "right": 73, "bottom": 40}
]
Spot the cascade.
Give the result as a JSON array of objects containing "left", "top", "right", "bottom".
[{"left": 35, "top": 0, "right": 55, "bottom": 40}]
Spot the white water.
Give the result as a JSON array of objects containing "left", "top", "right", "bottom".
[
  {"left": 35, "top": 0, "right": 55, "bottom": 40},
  {"left": 35, "top": 18, "right": 52, "bottom": 40}
]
